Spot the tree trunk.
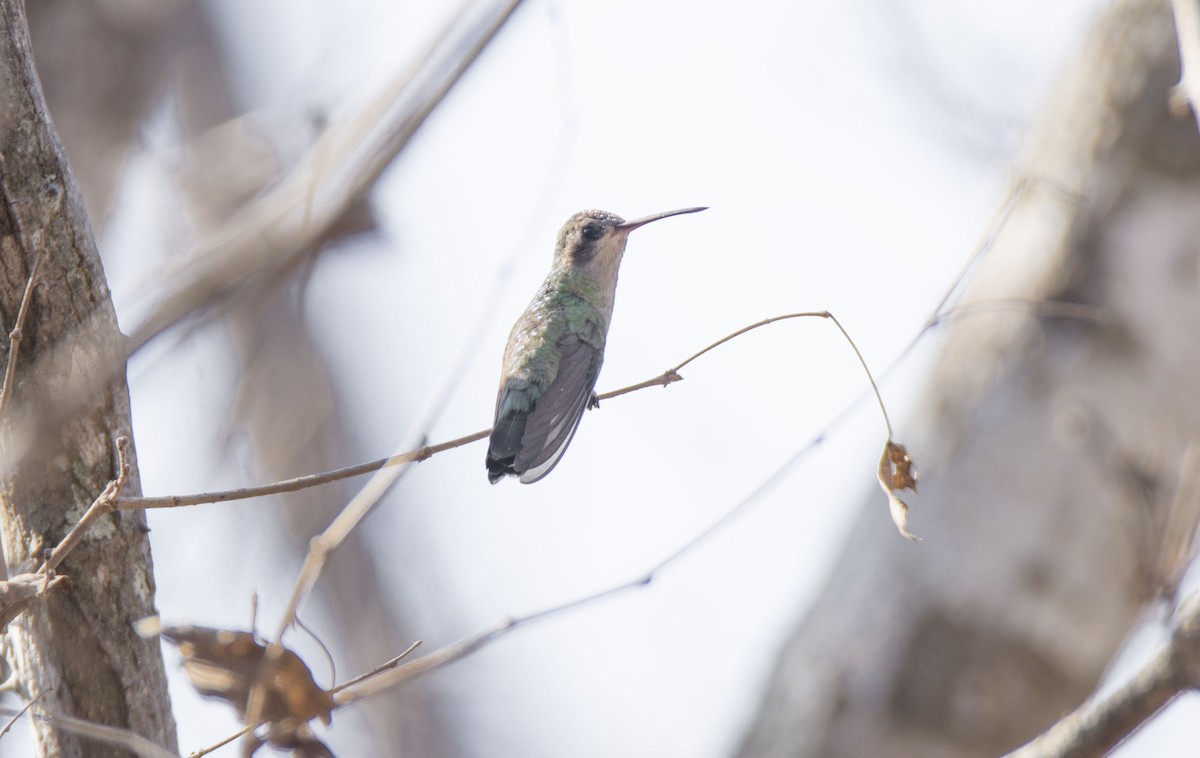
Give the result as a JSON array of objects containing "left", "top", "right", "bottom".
[
  {"left": 0, "top": 1, "right": 177, "bottom": 754},
  {"left": 737, "top": 1, "right": 1200, "bottom": 756}
]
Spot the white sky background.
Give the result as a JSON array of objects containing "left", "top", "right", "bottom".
[{"left": 19, "top": 0, "right": 1197, "bottom": 756}]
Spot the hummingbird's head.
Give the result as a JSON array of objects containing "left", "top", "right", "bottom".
[
  {"left": 555, "top": 210, "right": 628, "bottom": 271},
  {"left": 553, "top": 207, "right": 708, "bottom": 272}
]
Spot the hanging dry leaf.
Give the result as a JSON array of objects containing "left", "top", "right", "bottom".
[
  {"left": 137, "top": 618, "right": 335, "bottom": 755},
  {"left": 878, "top": 439, "right": 921, "bottom": 541}
]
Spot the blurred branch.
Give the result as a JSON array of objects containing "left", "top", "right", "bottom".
[
  {"left": 126, "top": 0, "right": 528, "bottom": 354},
  {"left": 0, "top": 706, "right": 179, "bottom": 758},
  {"left": 933, "top": 298, "right": 1107, "bottom": 326},
  {"left": 1005, "top": 591, "right": 1200, "bottom": 758},
  {"left": 924, "top": 176, "right": 1033, "bottom": 322}
]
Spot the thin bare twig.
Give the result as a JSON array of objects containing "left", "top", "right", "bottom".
[
  {"left": 0, "top": 690, "right": 41, "bottom": 738},
  {"left": 934, "top": 298, "right": 1107, "bottom": 326},
  {"left": 0, "top": 232, "right": 47, "bottom": 424},
  {"left": 926, "top": 176, "right": 1032, "bottom": 326},
  {"left": 0, "top": 706, "right": 177, "bottom": 758},
  {"left": 38, "top": 436, "right": 131, "bottom": 575},
  {"left": 189, "top": 724, "right": 253, "bottom": 758},
  {"left": 670, "top": 311, "right": 891, "bottom": 437},
  {"left": 329, "top": 640, "right": 422, "bottom": 695},
  {"left": 117, "top": 429, "right": 489, "bottom": 510},
  {"left": 117, "top": 311, "right": 891, "bottom": 511}
]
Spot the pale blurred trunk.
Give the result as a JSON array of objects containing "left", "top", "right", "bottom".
[{"left": 737, "top": 1, "right": 1200, "bottom": 755}]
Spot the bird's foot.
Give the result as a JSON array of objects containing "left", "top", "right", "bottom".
[{"left": 587, "top": 392, "right": 600, "bottom": 410}]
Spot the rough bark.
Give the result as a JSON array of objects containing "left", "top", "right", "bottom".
[
  {"left": 0, "top": 1, "right": 176, "bottom": 755},
  {"left": 737, "top": 1, "right": 1200, "bottom": 756}
]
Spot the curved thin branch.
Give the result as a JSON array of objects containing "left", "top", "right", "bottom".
[{"left": 117, "top": 310, "right": 891, "bottom": 511}]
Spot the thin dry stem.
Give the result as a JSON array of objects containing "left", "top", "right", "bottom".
[
  {"left": 935, "top": 298, "right": 1107, "bottom": 326},
  {"left": 0, "top": 233, "right": 47, "bottom": 424},
  {"left": 0, "top": 690, "right": 41, "bottom": 738},
  {"left": 38, "top": 436, "right": 131, "bottom": 575},
  {"left": 118, "top": 429, "right": 490, "bottom": 511},
  {"left": 329, "top": 640, "right": 422, "bottom": 695},
  {"left": 118, "top": 311, "right": 893, "bottom": 511},
  {"left": 926, "top": 176, "right": 1032, "bottom": 324},
  {"left": 3, "top": 706, "right": 178, "bottom": 758},
  {"left": 189, "top": 724, "right": 252, "bottom": 758}
]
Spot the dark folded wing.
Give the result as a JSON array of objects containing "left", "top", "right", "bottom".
[
  {"left": 487, "top": 384, "right": 531, "bottom": 483},
  {"left": 511, "top": 331, "right": 602, "bottom": 483}
]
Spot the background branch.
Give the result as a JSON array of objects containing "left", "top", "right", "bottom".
[
  {"left": 125, "top": 0, "right": 528, "bottom": 354},
  {"left": 1006, "top": 591, "right": 1200, "bottom": 757}
]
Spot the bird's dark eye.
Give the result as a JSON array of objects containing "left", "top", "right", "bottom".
[{"left": 581, "top": 223, "right": 604, "bottom": 241}]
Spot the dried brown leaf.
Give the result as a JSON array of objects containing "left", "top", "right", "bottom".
[
  {"left": 878, "top": 439, "right": 921, "bottom": 541},
  {"left": 140, "top": 620, "right": 335, "bottom": 754}
]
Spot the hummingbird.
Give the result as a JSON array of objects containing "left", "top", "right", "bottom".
[{"left": 486, "top": 206, "right": 707, "bottom": 484}]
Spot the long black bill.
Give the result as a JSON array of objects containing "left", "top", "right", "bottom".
[{"left": 615, "top": 206, "right": 708, "bottom": 233}]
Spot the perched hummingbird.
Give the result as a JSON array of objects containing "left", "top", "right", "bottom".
[{"left": 486, "top": 206, "right": 707, "bottom": 484}]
